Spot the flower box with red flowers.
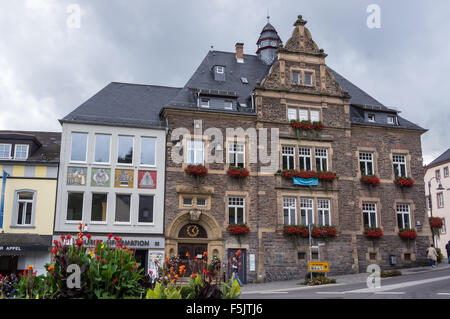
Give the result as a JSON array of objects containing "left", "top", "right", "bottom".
[
  {"left": 312, "top": 121, "right": 324, "bottom": 131},
  {"left": 364, "top": 227, "right": 384, "bottom": 239},
  {"left": 283, "top": 225, "right": 309, "bottom": 237},
  {"left": 398, "top": 228, "right": 418, "bottom": 240},
  {"left": 395, "top": 176, "right": 415, "bottom": 188},
  {"left": 317, "top": 171, "right": 337, "bottom": 182},
  {"left": 227, "top": 223, "right": 250, "bottom": 236},
  {"left": 290, "top": 120, "right": 315, "bottom": 131},
  {"left": 185, "top": 164, "right": 208, "bottom": 177},
  {"left": 429, "top": 217, "right": 443, "bottom": 229},
  {"left": 283, "top": 225, "right": 336, "bottom": 238},
  {"left": 279, "top": 169, "right": 318, "bottom": 179},
  {"left": 311, "top": 225, "right": 337, "bottom": 238},
  {"left": 361, "top": 175, "right": 380, "bottom": 186},
  {"left": 227, "top": 166, "right": 249, "bottom": 179}
]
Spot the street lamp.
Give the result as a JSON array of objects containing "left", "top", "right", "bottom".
[{"left": 427, "top": 176, "right": 445, "bottom": 246}]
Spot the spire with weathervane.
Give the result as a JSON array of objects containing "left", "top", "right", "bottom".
[{"left": 256, "top": 14, "right": 282, "bottom": 65}]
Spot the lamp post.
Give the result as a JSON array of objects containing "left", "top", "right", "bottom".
[{"left": 427, "top": 176, "right": 444, "bottom": 246}]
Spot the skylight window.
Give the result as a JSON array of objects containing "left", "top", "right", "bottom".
[{"left": 241, "top": 77, "right": 248, "bottom": 84}]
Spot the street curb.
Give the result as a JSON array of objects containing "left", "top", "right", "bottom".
[{"left": 241, "top": 283, "right": 346, "bottom": 295}]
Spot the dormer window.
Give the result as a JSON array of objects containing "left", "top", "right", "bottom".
[
  {"left": 200, "top": 98, "right": 210, "bottom": 108},
  {"left": 14, "top": 144, "right": 29, "bottom": 160},
  {"left": 0, "top": 144, "right": 11, "bottom": 159},
  {"left": 224, "top": 100, "right": 233, "bottom": 110},
  {"left": 216, "top": 66, "right": 224, "bottom": 74},
  {"left": 387, "top": 116, "right": 397, "bottom": 125},
  {"left": 368, "top": 114, "right": 375, "bottom": 123}
]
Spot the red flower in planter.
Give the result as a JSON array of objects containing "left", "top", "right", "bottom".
[
  {"left": 364, "top": 227, "right": 384, "bottom": 239},
  {"left": 290, "top": 120, "right": 314, "bottom": 131},
  {"left": 312, "top": 121, "right": 324, "bottom": 131},
  {"left": 283, "top": 225, "right": 336, "bottom": 238},
  {"left": 185, "top": 164, "right": 208, "bottom": 177},
  {"left": 395, "top": 176, "right": 415, "bottom": 188},
  {"left": 227, "top": 166, "right": 250, "bottom": 179},
  {"left": 361, "top": 175, "right": 380, "bottom": 186},
  {"left": 317, "top": 171, "right": 337, "bottom": 182},
  {"left": 227, "top": 223, "right": 250, "bottom": 236},
  {"left": 429, "top": 217, "right": 443, "bottom": 229},
  {"left": 398, "top": 228, "right": 417, "bottom": 240}
]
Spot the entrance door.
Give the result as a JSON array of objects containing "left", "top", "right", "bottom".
[
  {"left": 134, "top": 250, "right": 148, "bottom": 275},
  {"left": 227, "top": 248, "right": 247, "bottom": 284},
  {"left": 178, "top": 243, "right": 207, "bottom": 276},
  {"left": 0, "top": 256, "right": 18, "bottom": 275}
]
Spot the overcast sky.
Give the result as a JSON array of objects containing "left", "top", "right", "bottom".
[{"left": 0, "top": 0, "right": 449, "bottom": 164}]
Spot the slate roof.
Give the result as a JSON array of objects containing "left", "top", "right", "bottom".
[
  {"left": 426, "top": 148, "right": 450, "bottom": 169},
  {"left": 164, "top": 51, "right": 270, "bottom": 112},
  {"left": 62, "top": 83, "right": 182, "bottom": 129},
  {"left": 0, "top": 131, "right": 61, "bottom": 163}
]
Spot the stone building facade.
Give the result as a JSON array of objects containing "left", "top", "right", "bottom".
[{"left": 161, "top": 15, "right": 431, "bottom": 283}]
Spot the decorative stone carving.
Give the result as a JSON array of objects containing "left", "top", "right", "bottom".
[{"left": 189, "top": 209, "right": 202, "bottom": 222}]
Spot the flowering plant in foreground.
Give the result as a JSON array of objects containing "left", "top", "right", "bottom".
[
  {"left": 395, "top": 176, "right": 415, "bottom": 188},
  {"left": 364, "top": 227, "right": 384, "bottom": 239},
  {"left": 398, "top": 228, "right": 418, "bottom": 240},
  {"left": 227, "top": 223, "right": 250, "bottom": 236},
  {"left": 227, "top": 166, "right": 249, "bottom": 179},
  {"left": 185, "top": 164, "right": 208, "bottom": 177},
  {"left": 360, "top": 175, "right": 380, "bottom": 186}
]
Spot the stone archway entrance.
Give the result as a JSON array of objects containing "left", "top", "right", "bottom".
[{"left": 165, "top": 211, "right": 224, "bottom": 270}]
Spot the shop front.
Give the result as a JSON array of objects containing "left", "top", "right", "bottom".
[{"left": 0, "top": 234, "right": 52, "bottom": 275}]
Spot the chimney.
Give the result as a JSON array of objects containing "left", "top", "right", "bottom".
[{"left": 235, "top": 43, "right": 244, "bottom": 63}]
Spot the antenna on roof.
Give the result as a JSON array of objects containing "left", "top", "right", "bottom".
[{"left": 267, "top": 10, "right": 270, "bottom": 22}]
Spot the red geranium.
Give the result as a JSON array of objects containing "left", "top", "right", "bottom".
[
  {"left": 317, "top": 171, "right": 337, "bottom": 182},
  {"left": 283, "top": 225, "right": 336, "bottom": 238},
  {"left": 429, "top": 217, "right": 443, "bottom": 229},
  {"left": 364, "top": 227, "right": 383, "bottom": 239},
  {"left": 227, "top": 223, "right": 250, "bottom": 236},
  {"left": 312, "top": 121, "right": 324, "bottom": 131},
  {"left": 361, "top": 175, "right": 380, "bottom": 186},
  {"left": 185, "top": 164, "right": 208, "bottom": 177},
  {"left": 290, "top": 120, "right": 314, "bottom": 131},
  {"left": 398, "top": 228, "right": 417, "bottom": 240},
  {"left": 395, "top": 176, "right": 415, "bottom": 188},
  {"left": 227, "top": 166, "right": 249, "bottom": 179}
]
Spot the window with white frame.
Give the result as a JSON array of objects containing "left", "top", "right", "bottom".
[
  {"left": 228, "top": 143, "right": 245, "bottom": 168},
  {"left": 288, "top": 108, "right": 297, "bottom": 121},
  {"left": 228, "top": 197, "right": 245, "bottom": 224},
  {"left": 299, "top": 109, "right": 309, "bottom": 121},
  {"left": 14, "top": 145, "right": 29, "bottom": 160},
  {"left": 317, "top": 199, "right": 331, "bottom": 226},
  {"left": 393, "top": 154, "right": 407, "bottom": 177},
  {"left": 300, "top": 198, "right": 314, "bottom": 225},
  {"left": 298, "top": 147, "right": 312, "bottom": 171},
  {"left": 310, "top": 110, "right": 320, "bottom": 122},
  {"left": 117, "top": 135, "right": 133, "bottom": 164},
  {"left": 359, "top": 152, "right": 374, "bottom": 175},
  {"left": 304, "top": 72, "right": 313, "bottom": 86},
  {"left": 94, "top": 134, "right": 111, "bottom": 163},
  {"left": 187, "top": 140, "right": 204, "bottom": 165},
  {"left": 141, "top": 137, "right": 156, "bottom": 166},
  {"left": 292, "top": 71, "right": 301, "bottom": 85},
  {"left": 315, "top": 148, "right": 328, "bottom": 171},
  {"left": 396, "top": 204, "right": 411, "bottom": 229},
  {"left": 200, "top": 98, "right": 210, "bottom": 108},
  {"left": 437, "top": 193, "right": 444, "bottom": 208},
  {"left": 0, "top": 144, "right": 11, "bottom": 159},
  {"left": 16, "top": 192, "right": 34, "bottom": 225},
  {"left": 362, "top": 203, "right": 377, "bottom": 228},
  {"left": 70, "top": 132, "right": 88, "bottom": 162},
  {"left": 387, "top": 116, "right": 396, "bottom": 124},
  {"left": 283, "top": 197, "right": 297, "bottom": 225},
  {"left": 282, "top": 146, "right": 295, "bottom": 170},
  {"left": 224, "top": 100, "right": 233, "bottom": 110},
  {"left": 216, "top": 66, "right": 224, "bottom": 74}
]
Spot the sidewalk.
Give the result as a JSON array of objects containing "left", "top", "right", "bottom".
[{"left": 241, "top": 263, "right": 450, "bottom": 293}]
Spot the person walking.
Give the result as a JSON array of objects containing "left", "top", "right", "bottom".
[
  {"left": 426, "top": 244, "right": 439, "bottom": 268},
  {"left": 230, "top": 256, "right": 243, "bottom": 286},
  {"left": 445, "top": 241, "right": 450, "bottom": 263}
]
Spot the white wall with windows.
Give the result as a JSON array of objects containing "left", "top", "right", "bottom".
[{"left": 55, "top": 123, "right": 166, "bottom": 235}]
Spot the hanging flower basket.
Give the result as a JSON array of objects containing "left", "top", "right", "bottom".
[
  {"left": 361, "top": 175, "right": 380, "bottom": 186},
  {"left": 227, "top": 166, "right": 249, "bottom": 179},
  {"left": 429, "top": 217, "right": 443, "bottom": 238},
  {"left": 395, "top": 176, "right": 415, "bottom": 188},
  {"left": 364, "top": 227, "right": 384, "bottom": 239},
  {"left": 185, "top": 164, "right": 208, "bottom": 177}
]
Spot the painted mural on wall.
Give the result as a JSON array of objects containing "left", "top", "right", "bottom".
[
  {"left": 138, "top": 170, "right": 157, "bottom": 189},
  {"left": 67, "top": 167, "right": 87, "bottom": 186},
  {"left": 114, "top": 169, "right": 134, "bottom": 188},
  {"left": 91, "top": 168, "right": 111, "bottom": 187}
]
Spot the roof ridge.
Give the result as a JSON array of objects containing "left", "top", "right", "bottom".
[
  {"left": 208, "top": 50, "right": 258, "bottom": 58},
  {"left": 110, "top": 82, "right": 182, "bottom": 89}
]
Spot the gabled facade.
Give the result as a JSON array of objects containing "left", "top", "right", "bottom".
[
  {"left": 161, "top": 14, "right": 430, "bottom": 282},
  {"left": 0, "top": 131, "right": 60, "bottom": 275}
]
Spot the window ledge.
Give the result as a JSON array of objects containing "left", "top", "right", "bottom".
[{"left": 9, "top": 225, "right": 35, "bottom": 229}]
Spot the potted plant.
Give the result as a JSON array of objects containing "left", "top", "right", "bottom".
[
  {"left": 429, "top": 217, "right": 443, "bottom": 238},
  {"left": 398, "top": 228, "right": 418, "bottom": 249},
  {"left": 361, "top": 175, "right": 380, "bottom": 187},
  {"left": 227, "top": 223, "right": 250, "bottom": 246},
  {"left": 395, "top": 176, "right": 415, "bottom": 188}
]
